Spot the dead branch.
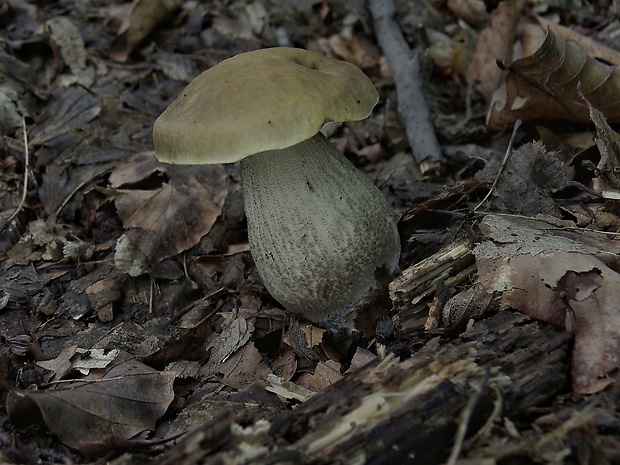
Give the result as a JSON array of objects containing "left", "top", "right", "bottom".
[{"left": 369, "top": 0, "right": 443, "bottom": 172}]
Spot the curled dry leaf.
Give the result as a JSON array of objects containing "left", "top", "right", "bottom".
[
  {"left": 487, "top": 28, "right": 620, "bottom": 128},
  {"left": 6, "top": 357, "right": 175, "bottom": 451},
  {"left": 474, "top": 214, "right": 620, "bottom": 394},
  {"left": 533, "top": 16, "right": 620, "bottom": 67},
  {"left": 37, "top": 346, "right": 120, "bottom": 381},
  {"left": 110, "top": 151, "right": 228, "bottom": 264},
  {"left": 581, "top": 94, "right": 620, "bottom": 196}
]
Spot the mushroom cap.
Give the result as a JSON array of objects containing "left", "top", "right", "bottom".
[{"left": 153, "top": 47, "right": 379, "bottom": 164}]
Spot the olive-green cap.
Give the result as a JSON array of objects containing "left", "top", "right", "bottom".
[{"left": 153, "top": 47, "right": 379, "bottom": 164}]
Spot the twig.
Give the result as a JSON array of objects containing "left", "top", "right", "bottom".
[
  {"left": 446, "top": 367, "right": 491, "bottom": 465},
  {"left": 368, "top": 0, "right": 443, "bottom": 171},
  {"left": 473, "top": 119, "right": 522, "bottom": 212},
  {"left": 2, "top": 118, "right": 30, "bottom": 231}
]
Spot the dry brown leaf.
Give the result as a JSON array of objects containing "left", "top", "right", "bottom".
[
  {"left": 37, "top": 346, "right": 120, "bottom": 381},
  {"left": 581, "top": 94, "right": 620, "bottom": 197},
  {"left": 300, "top": 324, "right": 327, "bottom": 349},
  {"left": 297, "top": 360, "right": 343, "bottom": 392},
  {"left": 271, "top": 349, "right": 298, "bottom": 382},
  {"left": 30, "top": 87, "right": 101, "bottom": 147},
  {"left": 326, "top": 34, "right": 382, "bottom": 70},
  {"left": 447, "top": 0, "right": 489, "bottom": 28},
  {"left": 466, "top": 0, "right": 524, "bottom": 102},
  {"left": 216, "top": 342, "right": 272, "bottom": 390},
  {"left": 205, "top": 318, "right": 254, "bottom": 368},
  {"left": 109, "top": 0, "right": 183, "bottom": 62},
  {"left": 477, "top": 141, "right": 569, "bottom": 216},
  {"left": 345, "top": 347, "right": 377, "bottom": 374},
  {"left": 36, "top": 345, "right": 79, "bottom": 382},
  {"left": 474, "top": 214, "right": 620, "bottom": 394},
  {"left": 6, "top": 357, "right": 175, "bottom": 451},
  {"left": 46, "top": 17, "right": 86, "bottom": 71},
  {"left": 487, "top": 28, "right": 620, "bottom": 128},
  {"left": 199, "top": 317, "right": 274, "bottom": 389},
  {"left": 46, "top": 16, "right": 94, "bottom": 87},
  {"left": 534, "top": 16, "right": 620, "bottom": 66},
  {"left": 428, "top": 28, "right": 476, "bottom": 77},
  {"left": 111, "top": 152, "right": 228, "bottom": 264}
]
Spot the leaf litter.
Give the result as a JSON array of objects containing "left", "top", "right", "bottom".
[
  {"left": 6, "top": 353, "right": 175, "bottom": 452},
  {"left": 0, "top": 0, "right": 619, "bottom": 463}
]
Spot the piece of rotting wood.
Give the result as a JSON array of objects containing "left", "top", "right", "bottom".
[{"left": 150, "top": 312, "right": 570, "bottom": 465}]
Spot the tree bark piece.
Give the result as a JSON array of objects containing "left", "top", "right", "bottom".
[
  {"left": 150, "top": 312, "right": 571, "bottom": 465},
  {"left": 369, "top": 0, "right": 444, "bottom": 170}
]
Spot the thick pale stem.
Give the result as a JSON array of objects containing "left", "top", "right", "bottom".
[{"left": 241, "top": 132, "right": 400, "bottom": 328}]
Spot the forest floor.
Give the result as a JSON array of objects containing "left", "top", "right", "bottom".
[{"left": 1, "top": 0, "right": 619, "bottom": 464}]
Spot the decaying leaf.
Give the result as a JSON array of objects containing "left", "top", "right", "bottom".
[
  {"left": 0, "top": 49, "right": 39, "bottom": 134},
  {"left": 474, "top": 214, "right": 620, "bottom": 394},
  {"left": 7, "top": 356, "right": 175, "bottom": 451},
  {"left": 110, "top": 151, "right": 228, "bottom": 264},
  {"left": 46, "top": 16, "right": 94, "bottom": 87},
  {"left": 533, "top": 16, "right": 620, "bottom": 67},
  {"left": 216, "top": 342, "right": 272, "bottom": 389},
  {"left": 266, "top": 374, "right": 316, "bottom": 402},
  {"left": 297, "top": 360, "right": 343, "bottom": 392},
  {"left": 465, "top": 0, "right": 523, "bottom": 102},
  {"left": 477, "top": 141, "right": 569, "bottom": 216},
  {"left": 37, "top": 346, "right": 120, "bottom": 381},
  {"left": 109, "top": 0, "right": 183, "bottom": 62},
  {"left": 198, "top": 318, "right": 272, "bottom": 389},
  {"left": 581, "top": 93, "right": 620, "bottom": 197},
  {"left": 488, "top": 28, "right": 620, "bottom": 128},
  {"left": 205, "top": 318, "right": 254, "bottom": 368},
  {"left": 446, "top": 0, "right": 489, "bottom": 28},
  {"left": 29, "top": 87, "right": 101, "bottom": 146}
]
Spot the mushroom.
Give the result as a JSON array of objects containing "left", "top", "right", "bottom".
[{"left": 153, "top": 47, "right": 400, "bottom": 329}]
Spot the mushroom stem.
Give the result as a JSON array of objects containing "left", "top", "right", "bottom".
[{"left": 241, "top": 132, "right": 400, "bottom": 328}]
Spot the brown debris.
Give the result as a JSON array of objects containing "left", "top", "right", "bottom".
[{"left": 1, "top": 1, "right": 620, "bottom": 463}]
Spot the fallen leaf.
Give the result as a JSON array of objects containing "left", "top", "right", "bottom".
[
  {"left": 447, "top": 0, "right": 489, "bottom": 27},
  {"left": 297, "top": 360, "right": 343, "bottom": 392},
  {"left": 37, "top": 345, "right": 79, "bottom": 382},
  {"left": 474, "top": 214, "right": 620, "bottom": 394},
  {"left": 46, "top": 16, "right": 94, "bottom": 87},
  {"left": 30, "top": 87, "right": 101, "bottom": 146},
  {"left": 300, "top": 324, "right": 327, "bottom": 349},
  {"left": 109, "top": 0, "right": 183, "bottom": 62},
  {"left": 216, "top": 342, "right": 272, "bottom": 389},
  {"left": 345, "top": 347, "right": 377, "bottom": 374},
  {"left": 205, "top": 318, "right": 254, "bottom": 368},
  {"left": 533, "top": 16, "right": 620, "bottom": 67},
  {"left": 37, "top": 346, "right": 120, "bottom": 381},
  {"left": 7, "top": 356, "right": 175, "bottom": 451},
  {"left": 487, "top": 28, "right": 620, "bottom": 128},
  {"left": 466, "top": 0, "right": 524, "bottom": 102},
  {"left": 477, "top": 141, "right": 569, "bottom": 216},
  {"left": 581, "top": 92, "right": 620, "bottom": 197},
  {"left": 111, "top": 152, "right": 228, "bottom": 264}
]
